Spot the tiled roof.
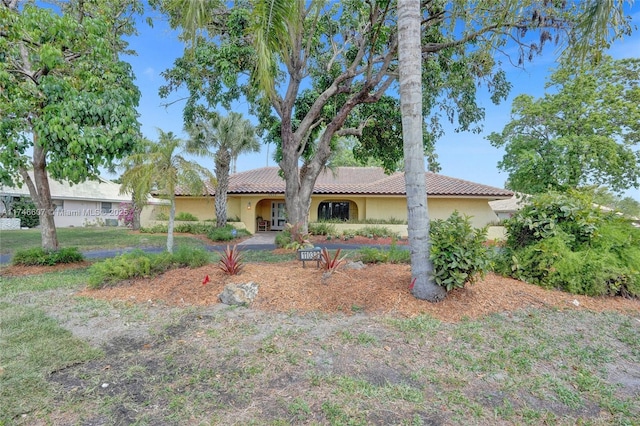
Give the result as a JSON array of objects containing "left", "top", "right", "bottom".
[
  {"left": 196, "top": 167, "right": 512, "bottom": 198},
  {"left": 0, "top": 171, "right": 130, "bottom": 202}
]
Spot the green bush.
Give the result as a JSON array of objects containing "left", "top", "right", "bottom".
[
  {"left": 11, "top": 198, "right": 40, "bottom": 228},
  {"left": 429, "top": 211, "right": 489, "bottom": 291},
  {"left": 356, "top": 243, "right": 410, "bottom": 264},
  {"left": 500, "top": 192, "right": 640, "bottom": 298},
  {"left": 140, "top": 224, "right": 168, "bottom": 234},
  {"left": 275, "top": 229, "right": 292, "bottom": 248},
  {"left": 87, "top": 247, "right": 211, "bottom": 289},
  {"left": 174, "top": 223, "right": 214, "bottom": 234},
  {"left": 505, "top": 191, "right": 602, "bottom": 250},
  {"left": 155, "top": 211, "right": 169, "bottom": 220},
  {"left": 308, "top": 222, "right": 337, "bottom": 236},
  {"left": 175, "top": 212, "right": 199, "bottom": 221},
  {"left": 206, "top": 225, "right": 250, "bottom": 242},
  {"left": 172, "top": 245, "right": 210, "bottom": 267},
  {"left": 354, "top": 226, "right": 397, "bottom": 239},
  {"left": 12, "top": 247, "right": 84, "bottom": 266}
]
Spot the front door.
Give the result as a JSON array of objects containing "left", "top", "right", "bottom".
[{"left": 271, "top": 202, "right": 286, "bottom": 230}]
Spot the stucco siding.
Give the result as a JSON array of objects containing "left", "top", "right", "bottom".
[
  {"left": 428, "top": 198, "right": 499, "bottom": 228},
  {"left": 173, "top": 197, "right": 215, "bottom": 221}
]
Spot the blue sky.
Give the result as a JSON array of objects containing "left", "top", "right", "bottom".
[{"left": 116, "top": 4, "right": 640, "bottom": 201}]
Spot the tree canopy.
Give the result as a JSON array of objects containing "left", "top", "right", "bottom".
[
  {"left": 186, "top": 111, "right": 259, "bottom": 227},
  {"left": 120, "top": 130, "right": 213, "bottom": 253},
  {"left": 0, "top": 0, "right": 142, "bottom": 249},
  {"left": 488, "top": 56, "right": 640, "bottom": 195},
  {"left": 153, "top": 0, "right": 620, "bottom": 230}
]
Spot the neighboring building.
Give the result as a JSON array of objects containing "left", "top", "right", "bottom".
[
  {"left": 489, "top": 194, "right": 527, "bottom": 220},
  {"left": 0, "top": 172, "right": 131, "bottom": 228},
  {"left": 158, "top": 167, "right": 513, "bottom": 234}
]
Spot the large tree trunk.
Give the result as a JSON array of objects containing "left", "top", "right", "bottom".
[
  {"left": 398, "top": 0, "right": 446, "bottom": 302},
  {"left": 214, "top": 150, "right": 231, "bottom": 228},
  {"left": 20, "top": 140, "right": 59, "bottom": 251},
  {"left": 279, "top": 139, "right": 323, "bottom": 234}
]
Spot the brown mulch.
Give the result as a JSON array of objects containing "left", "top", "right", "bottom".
[
  {"left": 3, "top": 236, "right": 638, "bottom": 323},
  {"left": 70, "top": 261, "right": 640, "bottom": 323},
  {"left": 0, "top": 261, "right": 93, "bottom": 276}
]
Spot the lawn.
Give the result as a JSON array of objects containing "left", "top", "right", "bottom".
[
  {"left": 0, "top": 227, "right": 211, "bottom": 255},
  {"left": 1, "top": 262, "right": 639, "bottom": 425}
]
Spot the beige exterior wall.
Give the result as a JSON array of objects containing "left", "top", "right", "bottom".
[
  {"left": 427, "top": 198, "right": 500, "bottom": 228},
  {"left": 170, "top": 194, "right": 502, "bottom": 234},
  {"left": 172, "top": 197, "right": 215, "bottom": 221}
]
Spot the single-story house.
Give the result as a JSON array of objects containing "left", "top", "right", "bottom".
[
  {"left": 151, "top": 167, "right": 513, "bottom": 235},
  {"left": 0, "top": 172, "right": 151, "bottom": 228}
]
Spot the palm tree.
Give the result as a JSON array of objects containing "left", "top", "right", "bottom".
[
  {"left": 187, "top": 112, "right": 259, "bottom": 227},
  {"left": 397, "top": 0, "right": 446, "bottom": 302},
  {"left": 120, "top": 129, "right": 213, "bottom": 253}
]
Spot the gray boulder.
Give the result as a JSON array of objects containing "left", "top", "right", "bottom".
[{"left": 219, "top": 282, "right": 259, "bottom": 306}]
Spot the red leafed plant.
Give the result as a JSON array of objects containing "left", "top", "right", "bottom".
[
  {"left": 320, "top": 247, "right": 347, "bottom": 273},
  {"left": 218, "top": 245, "right": 243, "bottom": 275},
  {"left": 202, "top": 274, "right": 210, "bottom": 285}
]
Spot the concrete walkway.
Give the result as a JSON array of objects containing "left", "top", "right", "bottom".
[{"left": 238, "top": 231, "right": 277, "bottom": 246}]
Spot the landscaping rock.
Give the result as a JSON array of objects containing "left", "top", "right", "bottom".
[
  {"left": 219, "top": 282, "right": 259, "bottom": 306},
  {"left": 343, "top": 261, "right": 366, "bottom": 270}
]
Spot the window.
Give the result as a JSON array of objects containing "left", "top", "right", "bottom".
[
  {"left": 101, "top": 202, "right": 112, "bottom": 214},
  {"left": 52, "top": 200, "right": 64, "bottom": 211},
  {"left": 318, "top": 201, "right": 350, "bottom": 221}
]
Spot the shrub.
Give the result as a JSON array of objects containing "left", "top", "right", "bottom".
[
  {"left": 218, "top": 245, "right": 243, "bottom": 275},
  {"left": 140, "top": 224, "right": 168, "bottom": 234},
  {"left": 275, "top": 228, "right": 292, "bottom": 248},
  {"left": 11, "top": 198, "right": 40, "bottom": 228},
  {"left": 354, "top": 226, "right": 397, "bottom": 239},
  {"left": 118, "top": 202, "right": 135, "bottom": 228},
  {"left": 155, "top": 210, "right": 169, "bottom": 220},
  {"left": 175, "top": 212, "right": 199, "bottom": 221},
  {"left": 309, "top": 222, "right": 337, "bottom": 236},
  {"left": 505, "top": 191, "right": 602, "bottom": 250},
  {"left": 12, "top": 247, "right": 84, "bottom": 266},
  {"left": 88, "top": 250, "right": 152, "bottom": 288},
  {"left": 429, "top": 211, "right": 489, "bottom": 291},
  {"left": 276, "top": 223, "right": 312, "bottom": 250},
  {"left": 87, "top": 247, "right": 211, "bottom": 289},
  {"left": 172, "top": 245, "right": 210, "bottom": 268},
  {"left": 356, "top": 243, "right": 410, "bottom": 264},
  {"left": 357, "top": 247, "right": 388, "bottom": 263},
  {"left": 501, "top": 201, "right": 640, "bottom": 298},
  {"left": 207, "top": 225, "right": 249, "bottom": 241},
  {"left": 174, "top": 223, "right": 214, "bottom": 234}
]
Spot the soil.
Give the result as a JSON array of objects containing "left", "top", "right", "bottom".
[{"left": 3, "top": 248, "right": 638, "bottom": 323}]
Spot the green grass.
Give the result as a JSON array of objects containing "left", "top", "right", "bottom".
[
  {"left": 0, "top": 268, "right": 90, "bottom": 296},
  {"left": 0, "top": 303, "right": 102, "bottom": 422},
  {"left": 0, "top": 227, "right": 210, "bottom": 255}
]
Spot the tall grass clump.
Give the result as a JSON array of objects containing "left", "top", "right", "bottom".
[
  {"left": 498, "top": 191, "right": 640, "bottom": 298},
  {"left": 308, "top": 222, "right": 337, "bottom": 236},
  {"left": 88, "top": 247, "right": 210, "bottom": 289},
  {"left": 12, "top": 247, "right": 84, "bottom": 266},
  {"left": 174, "top": 212, "right": 199, "bottom": 221},
  {"left": 207, "top": 225, "right": 250, "bottom": 241}
]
